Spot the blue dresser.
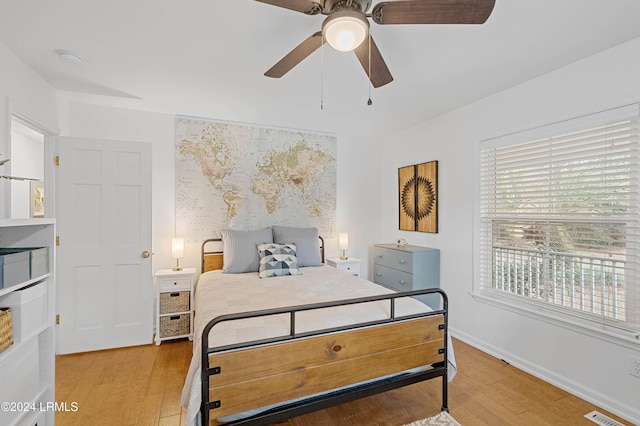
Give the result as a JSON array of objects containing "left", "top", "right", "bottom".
[{"left": 373, "top": 243, "right": 440, "bottom": 310}]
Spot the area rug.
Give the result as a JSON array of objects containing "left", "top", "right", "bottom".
[{"left": 403, "top": 411, "right": 462, "bottom": 426}]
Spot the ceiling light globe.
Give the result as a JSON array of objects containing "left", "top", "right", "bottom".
[{"left": 322, "top": 11, "right": 369, "bottom": 52}]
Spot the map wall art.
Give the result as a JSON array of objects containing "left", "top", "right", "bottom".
[
  {"left": 398, "top": 160, "right": 438, "bottom": 233},
  {"left": 175, "top": 116, "right": 337, "bottom": 241}
]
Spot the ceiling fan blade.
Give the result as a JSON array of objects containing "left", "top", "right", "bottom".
[
  {"left": 354, "top": 36, "right": 393, "bottom": 88},
  {"left": 255, "top": 0, "right": 322, "bottom": 15},
  {"left": 265, "top": 32, "right": 325, "bottom": 78},
  {"left": 372, "top": 0, "right": 496, "bottom": 25}
]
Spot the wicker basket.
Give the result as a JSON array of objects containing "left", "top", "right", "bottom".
[
  {"left": 159, "top": 313, "right": 190, "bottom": 338},
  {"left": 0, "top": 307, "right": 13, "bottom": 353},
  {"left": 159, "top": 291, "right": 190, "bottom": 314}
]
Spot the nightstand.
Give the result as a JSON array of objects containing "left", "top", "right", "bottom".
[
  {"left": 326, "top": 257, "right": 361, "bottom": 277},
  {"left": 154, "top": 267, "right": 196, "bottom": 345}
]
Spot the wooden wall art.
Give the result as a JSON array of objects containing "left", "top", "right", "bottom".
[{"left": 398, "top": 160, "right": 438, "bottom": 233}]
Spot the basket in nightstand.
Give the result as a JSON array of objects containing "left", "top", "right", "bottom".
[
  {"left": 159, "top": 291, "right": 190, "bottom": 314},
  {"left": 159, "top": 313, "right": 191, "bottom": 338}
]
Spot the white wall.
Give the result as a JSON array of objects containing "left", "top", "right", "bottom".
[
  {"left": 378, "top": 37, "right": 640, "bottom": 423},
  {"left": 334, "top": 134, "right": 383, "bottom": 276},
  {"left": 0, "top": 43, "right": 58, "bottom": 218}
]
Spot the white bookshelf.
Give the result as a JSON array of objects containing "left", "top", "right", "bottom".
[{"left": 0, "top": 219, "right": 55, "bottom": 426}]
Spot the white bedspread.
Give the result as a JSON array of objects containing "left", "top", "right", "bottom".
[{"left": 181, "top": 266, "right": 456, "bottom": 426}]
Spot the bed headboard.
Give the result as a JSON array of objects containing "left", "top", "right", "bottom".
[
  {"left": 201, "top": 238, "right": 223, "bottom": 273},
  {"left": 201, "top": 236, "right": 325, "bottom": 273}
]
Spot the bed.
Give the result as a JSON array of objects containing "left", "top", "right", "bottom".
[{"left": 181, "top": 227, "right": 455, "bottom": 426}]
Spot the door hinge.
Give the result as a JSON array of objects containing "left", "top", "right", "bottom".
[
  {"left": 56, "top": 314, "right": 60, "bottom": 325},
  {"left": 56, "top": 236, "right": 60, "bottom": 246},
  {"left": 55, "top": 155, "right": 60, "bottom": 166}
]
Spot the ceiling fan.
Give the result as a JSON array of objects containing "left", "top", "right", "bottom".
[{"left": 258, "top": 0, "right": 496, "bottom": 88}]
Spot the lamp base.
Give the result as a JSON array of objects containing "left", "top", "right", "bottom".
[
  {"left": 340, "top": 249, "right": 348, "bottom": 260},
  {"left": 172, "top": 259, "right": 183, "bottom": 271}
]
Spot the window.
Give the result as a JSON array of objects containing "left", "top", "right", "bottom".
[{"left": 475, "top": 105, "right": 640, "bottom": 343}]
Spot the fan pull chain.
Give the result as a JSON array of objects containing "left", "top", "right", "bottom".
[
  {"left": 367, "top": 30, "right": 372, "bottom": 106},
  {"left": 320, "top": 33, "right": 324, "bottom": 110}
]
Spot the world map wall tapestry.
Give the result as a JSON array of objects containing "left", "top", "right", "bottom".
[
  {"left": 399, "top": 160, "right": 438, "bottom": 233},
  {"left": 175, "top": 116, "right": 337, "bottom": 241}
]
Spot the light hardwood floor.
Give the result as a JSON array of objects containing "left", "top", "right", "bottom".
[{"left": 55, "top": 337, "right": 632, "bottom": 426}]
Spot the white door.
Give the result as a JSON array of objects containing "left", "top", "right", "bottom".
[{"left": 56, "top": 137, "right": 153, "bottom": 354}]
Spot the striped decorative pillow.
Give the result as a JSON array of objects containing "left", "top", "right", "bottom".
[{"left": 258, "top": 243, "right": 302, "bottom": 279}]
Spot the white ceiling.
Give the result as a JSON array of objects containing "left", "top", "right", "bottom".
[{"left": 2, "top": 0, "right": 640, "bottom": 139}]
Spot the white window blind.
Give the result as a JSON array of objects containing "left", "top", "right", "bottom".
[{"left": 477, "top": 105, "right": 640, "bottom": 341}]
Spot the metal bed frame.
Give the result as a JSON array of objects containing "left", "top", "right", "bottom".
[{"left": 199, "top": 288, "right": 449, "bottom": 425}]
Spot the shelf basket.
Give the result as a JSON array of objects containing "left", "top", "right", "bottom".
[{"left": 0, "top": 307, "right": 13, "bottom": 353}]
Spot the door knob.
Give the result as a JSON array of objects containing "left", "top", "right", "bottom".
[{"left": 141, "top": 250, "right": 150, "bottom": 258}]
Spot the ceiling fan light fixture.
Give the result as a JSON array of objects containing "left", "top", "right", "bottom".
[{"left": 322, "top": 10, "right": 369, "bottom": 52}]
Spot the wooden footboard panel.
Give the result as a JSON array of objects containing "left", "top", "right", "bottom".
[
  {"left": 208, "top": 316, "right": 444, "bottom": 418},
  {"left": 201, "top": 288, "right": 449, "bottom": 425}
]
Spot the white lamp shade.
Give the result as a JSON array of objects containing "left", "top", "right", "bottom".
[
  {"left": 171, "top": 237, "right": 184, "bottom": 259},
  {"left": 339, "top": 232, "right": 349, "bottom": 250},
  {"left": 322, "top": 11, "right": 369, "bottom": 52}
]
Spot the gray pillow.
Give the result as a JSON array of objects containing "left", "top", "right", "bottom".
[
  {"left": 272, "top": 226, "right": 323, "bottom": 267},
  {"left": 220, "top": 227, "right": 273, "bottom": 273}
]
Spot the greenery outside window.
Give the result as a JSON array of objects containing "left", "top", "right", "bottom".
[{"left": 475, "top": 104, "right": 640, "bottom": 343}]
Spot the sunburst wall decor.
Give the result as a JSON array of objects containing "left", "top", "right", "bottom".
[{"left": 398, "top": 160, "right": 438, "bottom": 233}]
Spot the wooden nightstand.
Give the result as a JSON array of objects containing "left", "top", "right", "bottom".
[
  {"left": 154, "top": 267, "right": 196, "bottom": 345},
  {"left": 326, "top": 257, "right": 361, "bottom": 277}
]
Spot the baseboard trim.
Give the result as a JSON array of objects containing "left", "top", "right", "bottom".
[{"left": 449, "top": 328, "right": 640, "bottom": 425}]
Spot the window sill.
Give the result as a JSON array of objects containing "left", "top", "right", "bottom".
[{"left": 470, "top": 291, "right": 640, "bottom": 350}]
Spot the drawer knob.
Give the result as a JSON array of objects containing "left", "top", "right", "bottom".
[
  {"left": 399, "top": 280, "right": 406, "bottom": 285},
  {"left": 399, "top": 260, "right": 406, "bottom": 264},
  {"left": 376, "top": 272, "right": 382, "bottom": 276}
]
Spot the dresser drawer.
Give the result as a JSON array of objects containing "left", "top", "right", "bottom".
[
  {"left": 373, "top": 264, "right": 413, "bottom": 292},
  {"left": 158, "top": 276, "right": 191, "bottom": 291},
  {"left": 373, "top": 246, "right": 413, "bottom": 273}
]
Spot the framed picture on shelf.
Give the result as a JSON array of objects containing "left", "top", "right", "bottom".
[{"left": 30, "top": 180, "right": 44, "bottom": 218}]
